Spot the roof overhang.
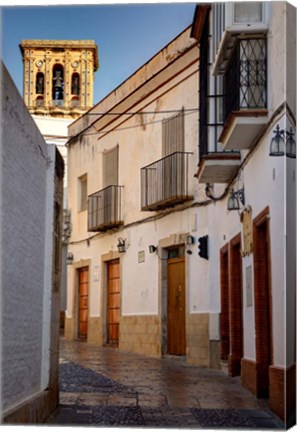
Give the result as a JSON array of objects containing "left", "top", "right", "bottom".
[{"left": 190, "top": 4, "right": 211, "bottom": 42}]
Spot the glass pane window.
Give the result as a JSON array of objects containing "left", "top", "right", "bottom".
[{"left": 234, "top": 2, "right": 262, "bottom": 23}]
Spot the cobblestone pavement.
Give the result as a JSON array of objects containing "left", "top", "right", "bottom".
[{"left": 45, "top": 337, "right": 285, "bottom": 429}]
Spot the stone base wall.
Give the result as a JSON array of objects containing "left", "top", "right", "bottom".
[
  {"left": 209, "top": 340, "right": 221, "bottom": 369},
  {"left": 269, "top": 366, "right": 285, "bottom": 420},
  {"left": 241, "top": 359, "right": 295, "bottom": 421},
  {"left": 119, "top": 315, "right": 161, "bottom": 357},
  {"left": 64, "top": 316, "right": 75, "bottom": 340},
  {"left": 186, "top": 313, "right": 209, "bottom": 366},
  {"left": 64, "top": 316, "right": 103, "bottom": 345},
  {"left": 269, "top": 364, "right": 296, "bottom": 422},
  {"left": 241, "top": 358, "right": 258, "bottom": 395},
  {"left": 2, "top": 388, "right": 58, "bottom": 424},
  {"left": 88, "top": 317, "right": 103, "bottom": 344}
]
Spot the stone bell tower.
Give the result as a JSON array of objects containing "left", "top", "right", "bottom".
[
  {"left": 19, "top": 39, "right": 99, "bottom": 118},
  {"left": 19, "top": 40, "right": 98, "bottom": 334}
]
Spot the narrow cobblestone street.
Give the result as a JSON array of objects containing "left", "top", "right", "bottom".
[{"left": 45, "top": 337, "right": 285, "bottom": 429}]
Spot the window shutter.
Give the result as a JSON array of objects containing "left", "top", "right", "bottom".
[
  {"left": 103, "top": 145, "right": 119, "bottom": 187},
  {"left": 162, "top": 109, "right": 184, "bottom": 157},
  {"left": 79, "top": 175, "right": 87, "bottom": 211}
]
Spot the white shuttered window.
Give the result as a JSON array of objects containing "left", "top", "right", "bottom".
[
  {"left": 103, "top": 145, "right": 119, "bottom": 187},
  {"left": 162, "top": 109, "right": 185, "bottom": 157}
]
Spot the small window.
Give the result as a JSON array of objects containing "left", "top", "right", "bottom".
[
  {"left": 79, "top": 175, "right": 87, "bottom": 212},
  {"left": 36, "top": 72, "right": 44, "bottom": 94},
  {"left": 71, "top": 73, "right": 80, "bottom": 95},
  {"left": 168, "top": 247, "right": 185, "bottom": 259},
  {"left": 233, "top": 2, "right": 262, "bottom": 24}
]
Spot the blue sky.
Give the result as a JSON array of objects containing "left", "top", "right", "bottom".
[{"left": 1, "top": 3, "right": 196, "bottom": 104}]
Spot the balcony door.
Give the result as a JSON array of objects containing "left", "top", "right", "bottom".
[
  {"left": 162, "top": 110, "right": 185, "bottom": 201},
  {"left": 167, "top": 255, "right": 186, "bottom": 355}
]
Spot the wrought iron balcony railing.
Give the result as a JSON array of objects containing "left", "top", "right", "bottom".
[
  {"left": 224, "top": 37, "right": 267, "bottom": 121},
  {"left": 88, "top": 185, "right": 123, "bottom": 232},
  {"left": 141, "top": 151, "right": 193, "bottom": 211}
]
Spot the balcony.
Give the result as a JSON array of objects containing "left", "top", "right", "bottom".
[
  {"left": 196, "top": 152, "right": 241, "bottom": 184},
  {"left": 141, "top": 151, "right": 193, "bottom": 211},
  {"left": 88, "top": 185, "right": 123, "bottom": 232},
  {"left": 220, "top": 37, "right": 268, "bottom": 151}
]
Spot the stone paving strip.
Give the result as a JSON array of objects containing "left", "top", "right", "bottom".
[
  {"left": 45, "top": 339, "right": 285, "bottom": 428},
  {"left": 46, "top": 359, "right": 284, "bottom": 428}
]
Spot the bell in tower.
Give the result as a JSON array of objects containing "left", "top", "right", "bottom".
[{"left": 53, "top": 65, "right": 64, "bottom": 103}]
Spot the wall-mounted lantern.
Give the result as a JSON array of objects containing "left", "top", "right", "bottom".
[
  {"left": 269, "top": 124, "right": 296, "bottom": 158},
  {"left": 227, "top": 188, "right": 245, "bottom": 212},
  {"left": 117, "top": 237, "right": 126, "bottom": 253},
  {"left": 148, "top": 245, "right": 157, "bottom": 254},
  {"left": 186, "top": 235, "right": 195, "bottom": 245},
  {"left": 66, "top": 251, "right": 74, "bottom": 265}
]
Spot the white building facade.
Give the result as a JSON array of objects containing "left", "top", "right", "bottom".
[
  {"left": 192, "top": 1, "right": 296, "bottom": 422},
  {"left": 66, "top": 2, "right": 296, "bottom": 423},
  {"left": 66, "top": 27, "right": 208, "bottom": 363}
]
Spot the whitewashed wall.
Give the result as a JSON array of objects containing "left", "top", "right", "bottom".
[
  {"left": 1, "top": 64, "right": 56, "bottom": 414},
  {"left": 32, "top": 115, "right": 70, "bottom": 206},
  {"left": 66, "top": 29, "right": 201, "bottom": 327}
]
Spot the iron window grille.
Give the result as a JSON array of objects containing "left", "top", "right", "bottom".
[{"left": 224, "top": 37, "right": 267, "bottom": 120}]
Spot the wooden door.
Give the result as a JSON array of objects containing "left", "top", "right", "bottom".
[
  {"left": 78, "top": 267, "right": 89, "bottom": 340},
  {"left": 229, "top": 237, "right": 243, "bottom": 376},
  {"left": 107, "top": 259, "right": 120, "bottom": 346},
  {"left": 254, "top": 215, "right": 272, "bottom": 397},
  {"left": 220, "top": 245, "right": 230, "bottom": 361},
  {"left": 167, "top": 257, "right": 186, "bottom": 355}
]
